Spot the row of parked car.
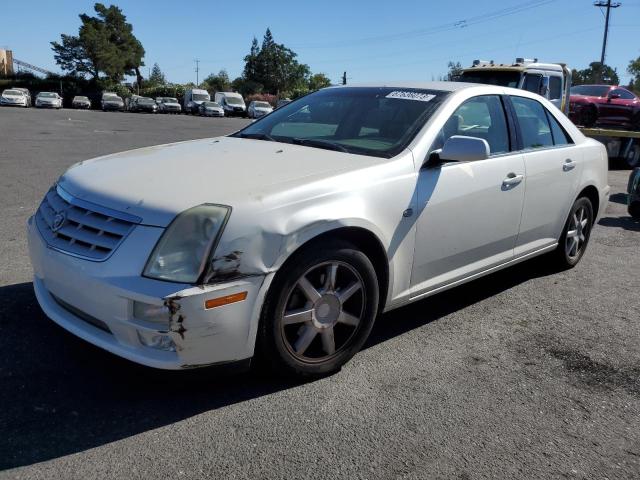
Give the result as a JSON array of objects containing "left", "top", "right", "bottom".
[{"left": 1, "top": 87, "right": 290, "bottom": 119}]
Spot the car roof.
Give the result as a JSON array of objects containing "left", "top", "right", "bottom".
[{"left": 330, "top": 81, "right": 479, "bottom": 91}]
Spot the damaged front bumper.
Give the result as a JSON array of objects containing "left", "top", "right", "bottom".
[{"left": 27, "top": 215, "right": 273, "bottom": 369}]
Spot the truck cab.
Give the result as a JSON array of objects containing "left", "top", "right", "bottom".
[{"left": 458, "top": 58, "right": 571, "bottom": 114}]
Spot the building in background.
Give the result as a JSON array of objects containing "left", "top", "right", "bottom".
[{"left": 0, "top": 49, "right": 14, "bottom": 76}]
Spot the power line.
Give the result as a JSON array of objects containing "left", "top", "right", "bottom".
[
  {"left": 594, "top": 0, "right": 621, "bottom": 65},
  {"left": 292, "top": 0, "right": 557, "bottom": 49}
]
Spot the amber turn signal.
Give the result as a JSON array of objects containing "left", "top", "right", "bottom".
[{"left": 205, "top": 291, "right": 248, "bottom": 309}]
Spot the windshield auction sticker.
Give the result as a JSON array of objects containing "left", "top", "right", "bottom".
[{"left": 386, "top": 91, "right": 436, "bottom": 102}]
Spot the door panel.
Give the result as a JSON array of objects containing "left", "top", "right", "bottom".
[
  {"left": 411, "top": 156, "right": 526, "bottom": 297},
  {"left": 509, "top": 96, "right": 582, "bottom": 256}
]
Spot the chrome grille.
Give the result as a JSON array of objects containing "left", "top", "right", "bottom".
[{"left": 35, "top": 186, "right": 139, "bottom": 261}]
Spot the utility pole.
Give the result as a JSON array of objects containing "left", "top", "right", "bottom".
[
  {"left": 342, "top": 71, "right": 347, "bottom": 85},
  {"left": 594, "top": 0, "right": 621, "bottom": 65},
  {"left": 195, "top": 59, "right": 200, "bottom": 86}
]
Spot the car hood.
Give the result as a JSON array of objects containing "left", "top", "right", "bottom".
[
  {"left": 570, "top": 95, "right": 607, "bottom": 104},
  {"left": 58, "top": 136, "right": 383, "bottom": 227}
]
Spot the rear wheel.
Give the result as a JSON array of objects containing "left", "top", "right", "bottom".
[
  {"left": 629, "top": 202, "right": 640, "bottom": 218},
  {"left": 257, "top": 240, "right": 379, "bottom": 378},
  {"left": 552, "top": 197, "right": 594, "bottom": 268}
]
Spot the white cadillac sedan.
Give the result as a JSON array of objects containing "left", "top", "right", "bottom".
[{"left": 28, "top": 82, "right": 609, "bottom": 377}]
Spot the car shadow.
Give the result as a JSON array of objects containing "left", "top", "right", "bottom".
[
  {"left": 608, "top": 192, "right": 628, "bottom": 205},
  {"left": 598, "top": 215, "right": 640, "bottom": 231},
  {"left": 0, "top": 257, "right": 559, "bottom": 469}
]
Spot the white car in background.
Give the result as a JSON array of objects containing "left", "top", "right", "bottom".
[
  {"left": 198, "top": 101, "right": 224, "bottom": 117},
  {"left": 28, "top": 82, "right": 609, "bottom": 378},
  {"left": 35, "top": 92, "right": 63, "bottom": 109},
  {"left": 156, "top": 97, "right": 182, "bottom": 114},
  {"left": 248, "top": 100, "right": 273, "bottom": 118},
  {"left": 1, "top": 89, "right": 29, "bottom": 107}
]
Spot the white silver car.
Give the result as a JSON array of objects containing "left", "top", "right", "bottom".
[
  {"left": 1, "top": 89, "right": 29, "bottom": 107},
  {"left": 35, "top": 92, "right": 63, "bottom": 109},
  {"left": 198, "top": 101, "right": 224, "bottom": 117},
  {"left": 248, "top": 100, "right": 273, "bottom": 118},
  {"left": 27, "top": 82, "right": 609, "bottom": 377}
]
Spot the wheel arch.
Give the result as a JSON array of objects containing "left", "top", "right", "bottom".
[
  {"left": 576, "top": 184, "right": 600, "bottom": 219},
  {"left": 268, "top": 226, "right": 390, "bottom": 315}
]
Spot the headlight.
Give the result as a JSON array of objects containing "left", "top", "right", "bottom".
[{"left": 143, "top": 204, "right": 230, "bottom": 283}]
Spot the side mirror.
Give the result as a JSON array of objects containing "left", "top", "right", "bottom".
[
  {"left": 608, "top": 93, "right": 620, "bottom": 100},
  {"left": 439, "top": 135, "right": 490, "bottom": 163}
]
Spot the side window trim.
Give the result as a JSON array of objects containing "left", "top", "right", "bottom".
[
  {"left": 506, "top": 95, "right": 576, "bottom": 152},
  {"left": 543, "top": 108, "right": 575, "bottom": 146},
  {"left": 503, "top": 95, "right": 523, "bottom": 151}
]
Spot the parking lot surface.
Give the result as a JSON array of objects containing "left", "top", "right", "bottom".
[{"left": 1, "top": 108, "right": 639, "bottom": 479}]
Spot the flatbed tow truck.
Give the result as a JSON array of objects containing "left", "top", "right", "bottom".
[{"left": 457, "top": 58, "right": 640, "bottom": 168}]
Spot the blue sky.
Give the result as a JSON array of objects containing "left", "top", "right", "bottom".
[{"left": 2, "top": 0, "right": 640, "bottom": 85}]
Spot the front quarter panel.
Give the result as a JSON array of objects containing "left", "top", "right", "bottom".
[{"left": 208, "top": 151, "right": 420, "bottom": 309}]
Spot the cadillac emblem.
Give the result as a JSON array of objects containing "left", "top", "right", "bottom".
[{"left": 51, "top": 211, "right": 67, "bottom": 232}]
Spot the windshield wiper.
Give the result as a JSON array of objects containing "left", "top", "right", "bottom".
[
  {"left": 238, "top": 132, "right": 276, "bottom": 142},
  {"left": 292, "top": 138, "right": 349, "bottom": 153}
]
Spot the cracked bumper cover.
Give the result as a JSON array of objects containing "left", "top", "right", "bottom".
[{"left": 27, "top": 215, "right": 272, "bottom": 369}]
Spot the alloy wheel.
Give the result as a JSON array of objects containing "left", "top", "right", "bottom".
[
  {"left": 280, "top": 261, "right": 365, "bottom": 363},
  {"left": 565, "top": 205, "right": 590, "bottom": 259}
]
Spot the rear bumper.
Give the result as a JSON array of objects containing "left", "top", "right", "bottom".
[{"left": 27, "top": 215, "right": 273, "bottom": 370}]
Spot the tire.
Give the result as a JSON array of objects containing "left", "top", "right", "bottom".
[
  {"left": 629, "top": 201, "right": 640, "bottom": 218},
  {"left": 256, "top": 239, "right": 379, "bottom": 378},
  {"left": 552, "top": 197, "right": 594, "bottom": 268},
  {"left": 626, "top": 145, "right": 640, "bottom": 169}
]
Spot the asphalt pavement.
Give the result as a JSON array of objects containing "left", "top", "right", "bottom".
[{"left": 0, "top": 107, "right": 639, "bottom": 479}]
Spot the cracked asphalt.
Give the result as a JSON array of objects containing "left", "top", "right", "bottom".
[{"left": 1, "top": 107, "right": 639, "bottom": 479}]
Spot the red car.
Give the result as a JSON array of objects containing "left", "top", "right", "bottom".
[{"left": 569, "top": 84, "right": 640, "bottom": 130}]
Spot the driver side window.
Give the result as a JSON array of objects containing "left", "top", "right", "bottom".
[{"left": 433, "top": 95, "right": 510, "bottom": 156}]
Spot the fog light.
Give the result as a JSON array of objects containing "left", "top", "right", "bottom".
[
  {"left": 137, "top": 330, "right": 176, "bottom": 352},
  {"left": 133, "top": 301, "right": 170, "bottom": 325}
]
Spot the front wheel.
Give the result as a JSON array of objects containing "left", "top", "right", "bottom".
[
  {"left": 257, "top": 240, "right": 379, "bottom": 378},
  {"left": 552, "top": 197, "right": 594, "bottom": 268}
]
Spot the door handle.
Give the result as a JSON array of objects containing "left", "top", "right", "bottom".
[
  {"left": 502, "top": 173, "right": 524, "bottom": 187},
  {"left": 563, "top": 159, "right": 575, "bottom": 171}
]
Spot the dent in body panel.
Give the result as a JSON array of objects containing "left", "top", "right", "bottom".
[{"left": 203, "top": 152, "right": 419, "bottom": 307}]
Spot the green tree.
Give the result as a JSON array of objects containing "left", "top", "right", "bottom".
[
  {"left": 308, "top": 73, "right": 331, "bottom": 91},
  {"left": 446, "top": 61, "right": 463, "bottom": 81},
  {"left": 148, "top": 62, "right": 166, "bottom": 86},
  {"left": 203, "top": 69, "right": 231, "bottom": 92},
  {"left": 51, "top": 3, "right": 145, "bottom": 85},
  {"left": 628, "top": 57, "right": 640, "bottom": 91},
  {"left": 241, "top": 28, "right": 311, "bottom": 94},
  {"left": 571, "top": 62, "right": 619, "bottom": 85}
]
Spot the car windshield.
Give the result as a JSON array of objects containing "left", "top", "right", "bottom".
[
  {"left": 458, "top": 70, "right": 522, "bottom": 88},
  {"left": 570, "top": 85, "right": 610, "bottom": 97},
  {"left": 38, "top": 92, "right": 56, "bottom": 98},
  {"left": 164, "top": 98, "right": 178, "bottom": 103},
  {"left": 254, "top": 102, "right": 271, "bottom": 108},
  {"left": 104, "top": 95, "right": 121, "bottom": 101},
  {"left": 192, "top": 93, "right": 208, "bottom": 101},
  {"left": 139, "top": 98, "right": 155, "bottom": 104},
  {"left": 74, "top": 96, "right": 88, "bottom": 101},
  {"left": 234, "top": 87, "right": 449, "bottom": 158},
  {"left": 202, "top": 102, "right": 219, "bottom": 107},
  {"left": 3, "top": 90, "right": 23, "bottom": 96},
  {"left": 226, "top": 96, "right": 243, "bottom": 105}
]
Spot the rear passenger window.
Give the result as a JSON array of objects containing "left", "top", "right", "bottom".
[
  {"left": 545, "top": 111, "right": 572, "bottom": 145},
  {"left": 434, "top": 95, "right": 510, "bottom": 155},
  {"left": 511, "top": 96, "right": 553, "bottom": 149}
]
